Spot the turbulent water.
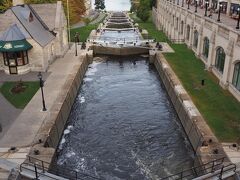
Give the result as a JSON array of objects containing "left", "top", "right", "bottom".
[
  {"left": 91, "top": 0, "right": 131, "bottom": 11},
  {"left": 56, "top": 56, "right": 194, "bottom": 179},
  {"left": 100, "top": 30, "right": 140, "bottom": 42}
]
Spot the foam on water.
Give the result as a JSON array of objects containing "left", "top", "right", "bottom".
[{"left": 84, "top": 77, "right": 93, "bottom": 82}]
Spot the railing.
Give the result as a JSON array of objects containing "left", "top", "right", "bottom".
[
  {"left": 161, "top": 157, "right": 236, "bottom": 180},
  {"left": 20, "top": 155, "right": 102, "bottom": 180},
  {"left": 20, "top": 163, "right": 59, "bottom": 180}
]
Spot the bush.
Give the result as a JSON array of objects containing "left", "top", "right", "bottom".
[{"left": 137, "top": 6, "right": 149, "bottom": 22}]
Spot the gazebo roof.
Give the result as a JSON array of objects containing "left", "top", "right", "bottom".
[
  {"left": 0, "top": 24, "right": 26, "bottom": 42},
  {"left": 0, "top": 24, "right": 32, "bottom": 52}
]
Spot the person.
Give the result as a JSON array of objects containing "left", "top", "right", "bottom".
[{"left": 208, "top": 8, "right": 213, "bottom": 18}]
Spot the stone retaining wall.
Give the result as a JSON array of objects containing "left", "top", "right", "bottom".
[{"left": 153, "top": 52, "right": 229, "bottom": 166}]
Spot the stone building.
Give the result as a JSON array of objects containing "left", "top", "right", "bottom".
[
  {"left": 0, "top": 0, "right": 68, "bottom": 74},
  {"left": 153, "top": 0, "right": 240, "bottom": 101}
]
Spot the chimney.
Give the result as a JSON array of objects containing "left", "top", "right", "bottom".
[{"left": 13, "top": 0, "right": 24, "bottom": 6}]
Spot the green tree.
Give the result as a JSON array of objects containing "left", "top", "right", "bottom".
[
  {"left": 94, "top": 0, "right": 105, "bottom": 10},
  {"left": 137, "top": 5, "right": 149, "bottom": 22}
]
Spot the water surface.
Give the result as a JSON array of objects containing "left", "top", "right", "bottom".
[{"left": 56, "top": 56, "right": 194, "bottom": 179}]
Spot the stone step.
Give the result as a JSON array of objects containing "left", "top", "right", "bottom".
[{"left": 0, "top": 167, "right": 10, "bottom": 180}]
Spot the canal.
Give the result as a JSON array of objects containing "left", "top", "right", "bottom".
[{"left": 56, "top": 56, "right": 194, "bottom": 179}]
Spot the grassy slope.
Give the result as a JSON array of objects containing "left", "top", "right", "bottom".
[
  {"left": 131, "top": 13, "right": 240, "bottom": 141},
  {"left": 70, "top": 14, "right": 107, "bottom": 42},
  {"left": 0, "top": 81, "right": 39, "bottom": 109}
]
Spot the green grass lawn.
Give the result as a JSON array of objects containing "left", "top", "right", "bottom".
[
  {"left": 164, "top": 44, "right": 240, "bottom": 142},
  {"left": 131, "top": 13, "right": 240, "bottom": 142},
  {"left": 70, "top": 24, "right": 99, "bottom": 42},
  {"left": 70, "top": 14, "right": 107, "bottom": 42},
  {"left": 0, "top": 81, "right": 39, "bottom": 109},
  {"left": 130, "top": 13, "right": 170, "bottom": 42}
]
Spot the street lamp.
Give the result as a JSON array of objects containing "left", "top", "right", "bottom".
[
  {"left": 205, "top": 1, "right": 209, "bottom": 16},
  {"left": 188, "top": 0, "right": 190, "bottom": 9},
  {"left": 177, "top": 0, "right": 179, "bottom": 5},
  {"left": 195, "top": 0, "right": 198, "bottom": 12},
  {"left": 217, "top": 0, "right": 223, "bottom": 22},
  {"left": 74, "top": 32, "right": 79, "bottom": 56},
  {"left": 182, "top": 0, "right": 184, "bottom": 7},
  {"left": 236, "top": 7, "right": 240, "bottom": 29},
  {"left": 37, "top": 72, "right": 47, "bottom": 111}
]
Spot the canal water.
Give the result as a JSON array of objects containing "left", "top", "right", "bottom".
[
  {"left": 56, "top": 56, "right": 194, "bottom": 179},
  {"left": 100, "top": 30, "right": 140, "bottom": 42}
]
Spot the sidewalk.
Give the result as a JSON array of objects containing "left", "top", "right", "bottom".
[
  {"left": 0, "top": 45, "right": 84, "bottom": 148},
  {"left": 178, "top": 0, "right": 240, "bottom": 31},
  {"left": 0, "top": 70, "right": 50, "bottom": 140}
]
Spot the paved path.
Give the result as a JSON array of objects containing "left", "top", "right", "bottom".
[
  {"left": 0, "top": 72, "right": 50, "bottom": 140},
  {"left": 177, "top": 0, "right": 240, "bottom": 31},
  {"left": 0, "top": 45, "right": 83, "bottom": 147}
]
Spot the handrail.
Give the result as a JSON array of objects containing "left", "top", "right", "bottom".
[
  {"left": 192, "top": 163, "right": 236, "bottom": 180},
  {"left": 20, "top": 163, "right": 59, "bottom": 180},
  {"left": 161, "top": 157, "right": 227, "bottom": 179},
  {"left": 26, "top": 155, "right": 102, "bottom": 180}
]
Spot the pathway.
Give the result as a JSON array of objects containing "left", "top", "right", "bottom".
[
  {"left": 0, "top": 72, "right": 50, "bottom": 140},
  {"left": 0, "top": 45, "right": 83, "bottom": 148},
  {"left": 176, "top": 0, "right": 240, "bottom": 31}
]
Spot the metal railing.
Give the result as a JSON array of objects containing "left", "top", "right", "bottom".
[
  {"left": 161, "top": 157, "right": 236, "bottom": 180},
  {"left": 19, "top": 155, "right": 102, "bottom": 180}
]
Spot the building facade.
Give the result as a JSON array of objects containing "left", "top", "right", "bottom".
[
  {"left": 153, "top": 0, "right": 240, "bottom": 101},
  {"left": 0, "top": 0, "right": 68, "bottom": 74}
]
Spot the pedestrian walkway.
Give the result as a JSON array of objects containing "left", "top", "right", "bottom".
[
  {"left": 0, "top": 71, "right": 50, "bottom": 140},
  {"left": 176, "top": 0, "right": 240, "bottom": 31},
  {"left": 0, "top": 45, "right": 84, "bottom": 148}
]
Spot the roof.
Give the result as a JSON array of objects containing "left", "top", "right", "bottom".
[
  {"left": 0, "top": 24, "right": 25, "bottom": 41},
  {"left": 0, "top": 39, "right": 33, "bottom": 52},
  {"left": 11, "top": 4, "right": 55, "bottom": 47},
  {"left": 30, "top": 3, "right": 57, "bottom": 31}
]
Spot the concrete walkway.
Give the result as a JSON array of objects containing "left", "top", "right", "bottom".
[
  {"left": 179, "top": 0, "right": 240, "bottom": 31},
  {"left": 0, "top": 72, "right": 50, "bottom": 140},
  {"left": 0, "top": 45, "right": 83, "bottom": 148}
]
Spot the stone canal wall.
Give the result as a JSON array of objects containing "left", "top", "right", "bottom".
[{"left": 152, "top": 52, "right": 229, "bottom": 166}]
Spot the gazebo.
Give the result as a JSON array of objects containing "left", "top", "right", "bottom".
[{"left": 0, "top": 24, "right": 32, "bottom": 74}]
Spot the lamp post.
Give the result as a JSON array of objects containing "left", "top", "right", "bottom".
[
  {"left": 205, "top": 1, "right": 209, "bottom": 16},
  {"left": 188, "top": 0, "right": 190, "bottom": 9},
  {"left": 67, "top": 0, "right": 70, "bottom": 49},
  {"left": 177, "top": 0, "right": 179, "bottom": 5},
  {"left": 37, "top": 72, "right": 47, "bottom": 111},
  {"left": 217, "top": 1, "right": 223, "bottom": 22},
  {"left": 195, "top": 0, "right": 198, "bottom": 12},
  {"left": 182, "top": 0, "right": 184, "bottom": 7},
  {"left": 74, "top": 32, "right": 79, "bottom": 56},
  {"left": 236, "top": 7, "right": 240, "bottom": 29}
]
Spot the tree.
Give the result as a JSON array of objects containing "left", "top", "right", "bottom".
[
  {"left": 135, "top": 0, "right": 150, "bottom": 22},
  {"left": 137, "top": 5, "right": 149, "bottom": 22},
  {"left": 94, "top": 0, "right": 105, "bottom": 10}
]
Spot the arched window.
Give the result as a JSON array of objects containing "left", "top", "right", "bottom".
[
  {"left": 193, "top": 30, "right": 198, "bottom": 48},
  {"left": 215, "top": 47, "right": 226, "bottom": 74},
  {"left": 202, "top": 37, "right": 209, "bottom": 59},
  {"left": 232, "top": 62, "right": 240, "bottom": 91},
  {"left": 176, "top": 18, "right": 178, "bottom": 30},
  {"left": 180, "top": 21, "right": 184, "bottom": 35},
  {"left": 186, "top": 25, "right": 190, "bottom": 40}
]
